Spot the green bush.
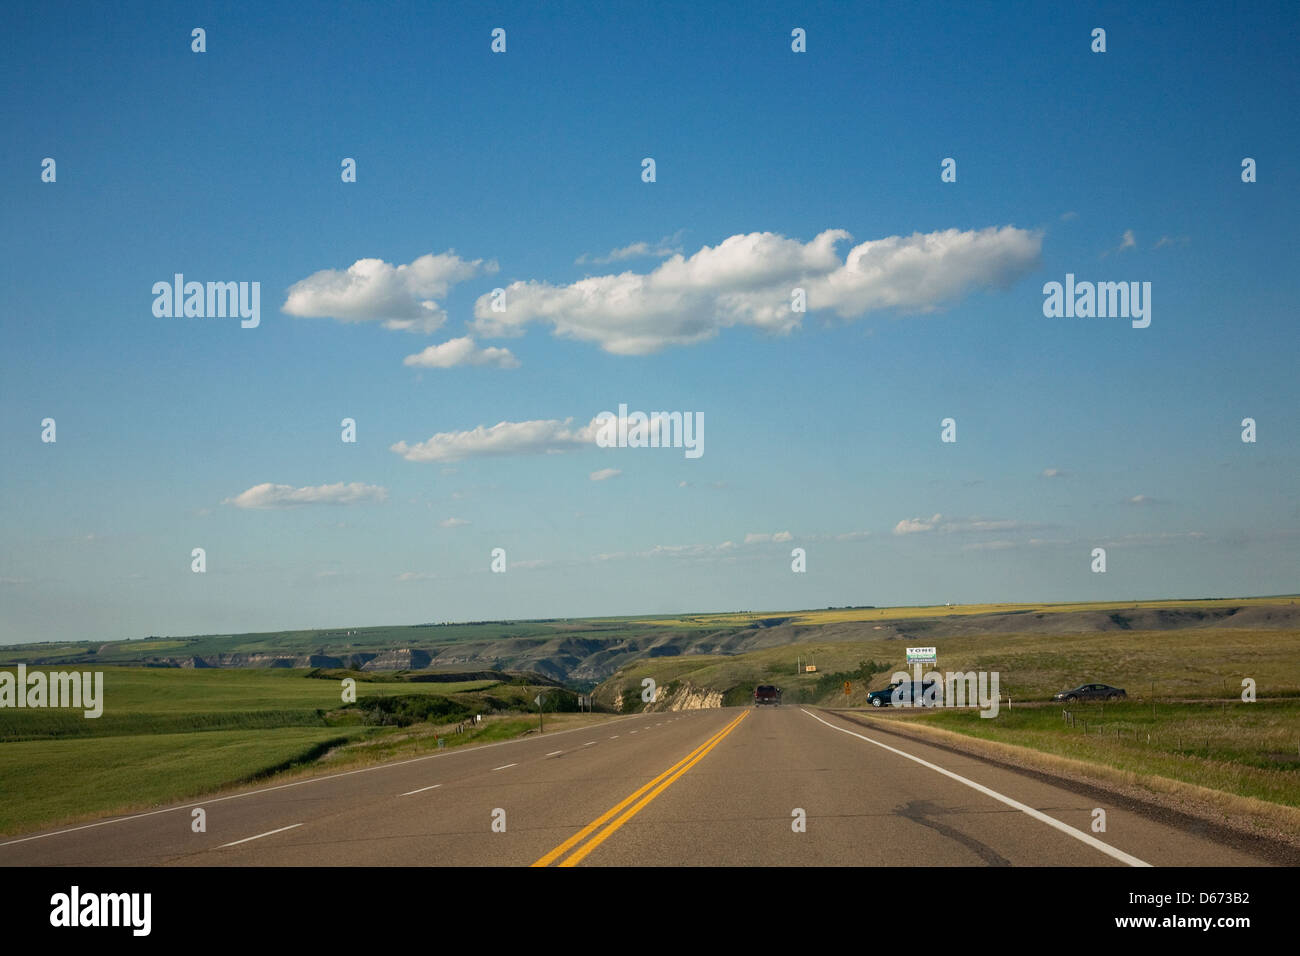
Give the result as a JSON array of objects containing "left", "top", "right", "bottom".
[{"left": 350, "top": 694, "right": 473, "bottom": 727}]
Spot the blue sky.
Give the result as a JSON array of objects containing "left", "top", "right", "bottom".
[{"left": 3, "top": 1, "right": 1297, "bottom": 643}]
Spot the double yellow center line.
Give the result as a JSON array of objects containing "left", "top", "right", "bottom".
[{"left": 532, "top": 709, "right": 749, "bottom": 867}]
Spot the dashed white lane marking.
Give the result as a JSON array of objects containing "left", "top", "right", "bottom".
[
  {"left": 492, "top": 763, "right": 518, "bottom": 771},
  {"left": 546, "top": 751, "right": 564, "bottom": 756},
  {"left": 0, "top": 713, "right": 651, "bottom": 849},
  {"left": 217, "top": 823, "right": 302, "bottom": 849},
  {"left": 584, "top": 741, "right": 596, "bottom": 746},
  {"left": 401, "top": 784, "right": 442, "bottom": 796},
  {"left": 800, "top": 709, "right": 1151, "bottom": 867}
]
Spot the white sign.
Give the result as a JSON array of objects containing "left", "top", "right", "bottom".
[
  {"left": 906, "top": 646, "right": 937, "bottom": 664},
  {"left": 534, "top": 694, "right": 545, "bottom": 708}
]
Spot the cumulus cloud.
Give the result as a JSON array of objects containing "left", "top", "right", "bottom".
[
  {"left": 283, "top": 252, "right": 497, "bottom": 333},
  {"left": 391, "top": 417, "right": 603, "bottom": 463},
  {"left": 473, "top": 225, "right": 1042, "bottom": 355},
  {"left": 224, "top": 482, "right": 388, "bottom": 509},
  {"left": 403, "top": 336, "right": 520, "bottom": 369},
  {"left": 744, "top": 531, "right": 793, "bottom": 544},
  {"left": 589, "top": 468, "right": 622, "bottom": 481}
]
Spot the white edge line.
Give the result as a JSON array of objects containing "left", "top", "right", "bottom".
[
  {"left": 799, "top": 708, "right": 1151, "bottom": 868},
  {"left": 400, "top": 784, "right": 442, "bottom": 796},
  {"left": 217, "top": 823, "right": 302, "bottom": 849},
  {"left": 0, "top": 712, "right": 655, "bottom": 848}
]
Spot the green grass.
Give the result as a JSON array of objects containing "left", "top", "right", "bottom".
[
  {"left": 0, "top": 667, "right": 558, "bottom": 836},
  {"left": 0, "top": 727, "right": 370, "bottom": 834},
  {"left": 0, "top": 667, "right": 501, "bottom": 740},
  {"left": 884, "top": 698, "right": 1300, "bottom": 808}
]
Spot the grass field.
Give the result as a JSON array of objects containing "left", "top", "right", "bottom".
[
  {"left": 0, "top": 727, "right": 366, "bottom": 834},
  {"left": 0, "top": 667, "right": 500, "bottom": 740},
  {"left": 0, "top": 667, "right": 566, "bottom": 836}
]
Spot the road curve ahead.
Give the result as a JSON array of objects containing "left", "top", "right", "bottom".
[{"left": 0, "top": 706, "right": 1274, "bottom": 866}]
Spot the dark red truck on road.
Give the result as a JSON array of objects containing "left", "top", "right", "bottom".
[{"left": 753, "top": 685, "right": 782, "bottom": 706}]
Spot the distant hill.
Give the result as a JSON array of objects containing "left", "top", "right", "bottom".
[{"left": 2, "top": 597, "right": 1295, "bottom": 685}]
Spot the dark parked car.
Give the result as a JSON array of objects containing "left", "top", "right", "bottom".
[
  {"left": 754, "top": 685, "right": 782, "bottom": 706},
  {"left": 867, "top": 680, "right": 940, "bottom": 707},
  {"left": 1053, "top": 683, "right": 1126, "bottom": 702}
]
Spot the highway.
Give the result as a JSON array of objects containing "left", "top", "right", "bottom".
[{"left": 0, "top": 706, "right": 1278, "bottom": 867}]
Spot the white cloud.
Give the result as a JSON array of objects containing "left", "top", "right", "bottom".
[
  {"left": 744, "top": 531, "right": 793, "bottom": 544},
  {"left": 473, "top": 225, "right": 1042, "bottom": 355},
  {"left": 283, "top": 252, "right": 497, "bottom": 333},
  {"left": 1126, "top": 494, "right": 1158, "bottom": 506},
  {"left": 392, "top": 417, "right": 603, "bottom": 463},
  {"left": 223, "top": 482, "right": 388, "bottom": 509},
  {"left": 403, "top": 336, "right": 520, "bottom": 369},
  {"left": 576, "top": 232, "right": 684, "bottom": 265},
  {"left": 1041, "top": 468, "right": 1068, "bottom": 479},
  {"left": 894, "top": 513, "right": 1042, "bottom": 535},
  {"left": 438, "top": 517, "right": 471, "bottom": 528},
  {"left": 1154, "top": 235, "right": 1190, "bottom": 249},
  {"left": 1102, "top": 230, "right": 1137, "bottom": 258},
  {"left": 894, "top": 513, "right": 943, "bottom": 535},
  {"left": 589, "top": 468, "right": 622, "bottom": 481}
]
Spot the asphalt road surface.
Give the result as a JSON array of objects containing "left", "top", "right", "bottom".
[{"left": 0, "top": 707, "right": 1276, "bottom": 866}]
